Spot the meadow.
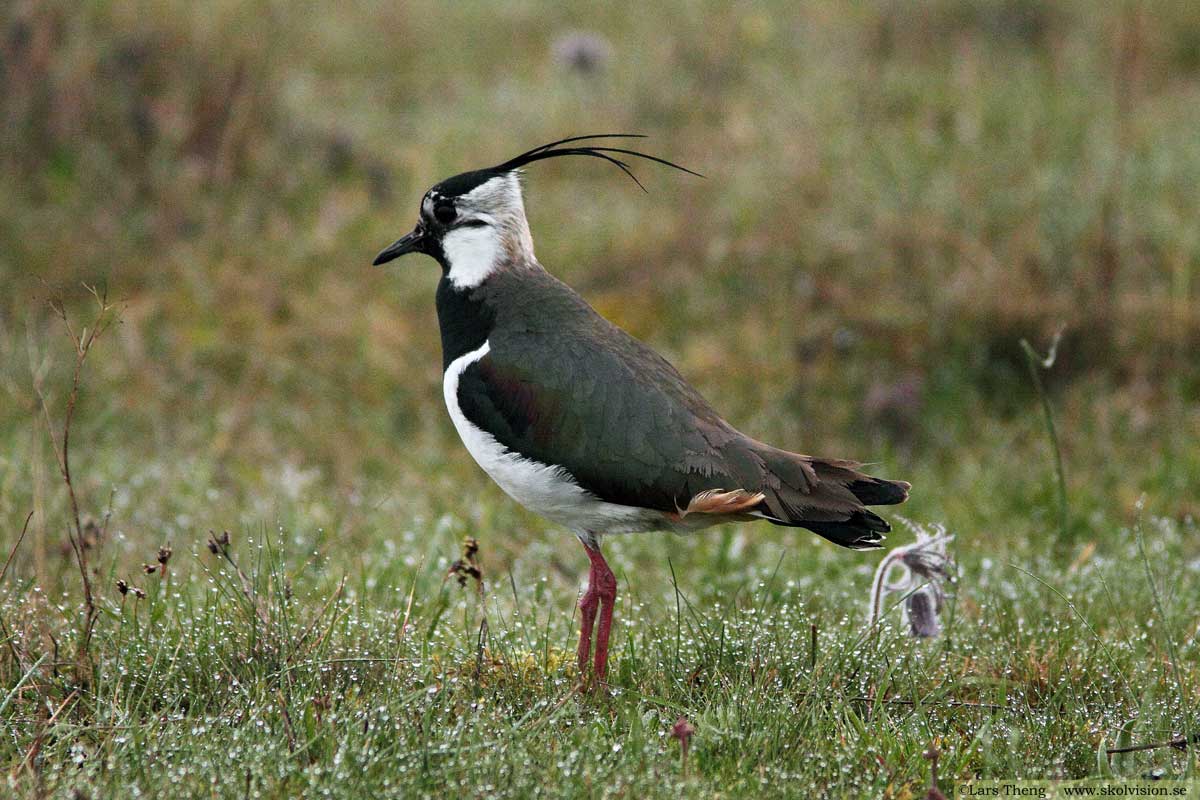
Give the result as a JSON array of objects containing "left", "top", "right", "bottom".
[{"left": 1, "top": 1, "right": 1198, "bottom": 797}]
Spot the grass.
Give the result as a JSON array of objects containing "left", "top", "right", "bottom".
[{"left": 2, "top": 0, "right": 1200, "bottom": 796}]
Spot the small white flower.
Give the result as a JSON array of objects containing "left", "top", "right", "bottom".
[{"left": 867, "top": 521, "right": 954, "bottom": 638}]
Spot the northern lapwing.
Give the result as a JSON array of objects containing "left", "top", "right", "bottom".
[{"left": 373, "top": 135, "right": 910, "bottom": 687}]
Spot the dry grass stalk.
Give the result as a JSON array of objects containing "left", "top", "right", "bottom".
[{"left": 33, "top": 286, "right": 118, "bottom": 686}]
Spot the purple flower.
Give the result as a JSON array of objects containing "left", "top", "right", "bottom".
[
  {"left": 551, "top": 32, "right": 613, "bottom": 75},
  {"left": 905, "top": 585, "right": 943, "bottom": 638}
]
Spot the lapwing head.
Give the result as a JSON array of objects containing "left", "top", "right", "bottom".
[{"left": 372, "top": 135, "right": 701, "bottom": 288}]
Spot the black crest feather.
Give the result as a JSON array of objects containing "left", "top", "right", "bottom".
[{"left": 493, "top": 134, "right": 702, "bottom": 192}]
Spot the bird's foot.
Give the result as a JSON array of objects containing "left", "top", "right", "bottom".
[{"left": 576, "top": 538, "right": 617, "bottom": 690}]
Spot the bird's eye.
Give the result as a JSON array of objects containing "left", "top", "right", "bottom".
[{"left": 434, "top": 204, "right": 456, "bottom": 224}]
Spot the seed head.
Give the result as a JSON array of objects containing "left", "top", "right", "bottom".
[
  {"left": 207, "top": 530, "right": 231, "bottom": 555},
  {"left": 867, "top": 520, "right": 955, "bottom": 638}
]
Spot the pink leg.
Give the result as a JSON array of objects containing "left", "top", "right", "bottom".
[
  {"left": 577, "top": 578, "right": 599, "bottom": 679},
  {"left": 576, "top": 538, "right": 617, "bottom": 687}
]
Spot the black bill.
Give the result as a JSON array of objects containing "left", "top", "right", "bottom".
[{"left": 372, "top": 227, "right": 426, "bottom": 265}]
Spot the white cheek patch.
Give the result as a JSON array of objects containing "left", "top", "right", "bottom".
[{"left": 443, "top": 225, "right": 504, "bottom": 288}]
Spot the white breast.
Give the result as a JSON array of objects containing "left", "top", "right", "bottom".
[{"left": 442, "top": 341, "right": 660, "bottom": 535}]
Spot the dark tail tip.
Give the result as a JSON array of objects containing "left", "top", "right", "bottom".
[{"left": 848, "top": 478, "right": 911, "bottom": 506}]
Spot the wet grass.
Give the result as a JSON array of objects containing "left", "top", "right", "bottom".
[
  {"left": 1, "top": 472, "right": 1197, "bottom": 798},
  {"left": 2, "top": 0, "right": 1200, "bottom": 797}
]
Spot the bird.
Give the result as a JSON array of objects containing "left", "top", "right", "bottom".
[{"left": 373, "top": 135, "right": 910, "bottom": 688}]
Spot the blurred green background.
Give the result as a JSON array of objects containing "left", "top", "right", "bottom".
[
  {"left": 3, "top": 0, "right": 1197, "bottom": 559},
  {"left": 1, "top": 1, "right": 1199, "bottom": 794},
  {"left": 4, "top": 1, "right": 1195, "bottom": 537}
]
